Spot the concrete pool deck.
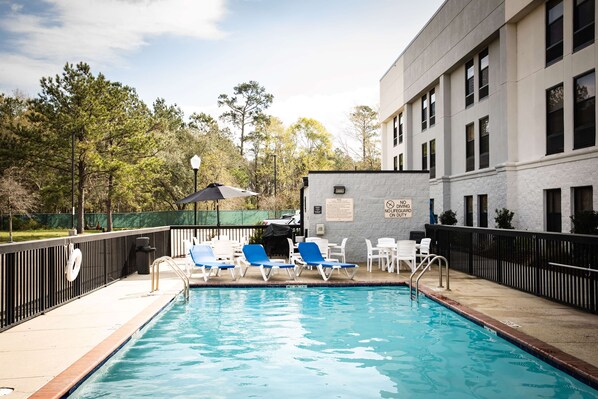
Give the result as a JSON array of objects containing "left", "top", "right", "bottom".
[{"left": 0, "top": 262, "right": 597, "bottom": 398}]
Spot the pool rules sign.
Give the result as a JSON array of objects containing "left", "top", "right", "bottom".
[{"left": 384, "top": 199, "right": 412, "bottom": 219}]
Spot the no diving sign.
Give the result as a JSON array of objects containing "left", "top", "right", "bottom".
[{"left": 384, "top": 199, "right": 412, "bottom": 219}]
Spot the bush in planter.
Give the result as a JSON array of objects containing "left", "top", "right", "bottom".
[
  {"left": 570, "top": 210, "right": 598, "bottom": 235},
  {"left": 494, "top": 208, "right": 515, "bottom": 229},
  {"left": 439, "top": 210, "right": 457, "bottom": 225}
]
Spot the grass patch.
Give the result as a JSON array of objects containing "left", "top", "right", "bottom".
[{"left": 0, "top": 229, "right": 102, "bottom": 243}]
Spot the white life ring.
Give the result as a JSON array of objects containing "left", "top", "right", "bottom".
[{"left": 65, "top": 247, "right": 82, "bottom": 282}]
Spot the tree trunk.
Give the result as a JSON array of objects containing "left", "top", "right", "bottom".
[
  {"left": 77, "top": 160, "right": 85, "bottom": 234},
  {"left": 107, "top": 173, "right": 113, "bottom": 232},
  {"left": 8, "top": 210, "right": 13, "bottom": 243}
]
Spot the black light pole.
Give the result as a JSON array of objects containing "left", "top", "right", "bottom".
[
  {"left": 71, "top": 131, "right": 75, "bottom": 233},
  {"left": 273, "top": 154, "right": 277, "bottom": 214},
  {"left": 190, "top": 155, "right": 201, "bottom": 237}
]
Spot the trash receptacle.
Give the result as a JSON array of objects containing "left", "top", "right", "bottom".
[{"left": 135, "top": 237, "right": 156, "bottom": 275}]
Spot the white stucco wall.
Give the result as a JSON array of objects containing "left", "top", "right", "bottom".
[{"left": 303, "top": 171, "right": 430, "bottom": 262}]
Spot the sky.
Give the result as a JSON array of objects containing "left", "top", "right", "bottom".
[{"left": 0, "top": 0, "right": 443, "bottom": 148}]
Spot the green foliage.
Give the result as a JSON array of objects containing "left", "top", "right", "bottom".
[
  {"left": 348, "top": 105, "right": 380, "bottom": 169},
  {"left": 494, "top": 208, "right": 515, "bottom": 229},
  {"left": 439, "top": 210, "right": 457, "bottom": 225},
  {"left": 570, "top": 210, "right": 598, "bottom": 235}
]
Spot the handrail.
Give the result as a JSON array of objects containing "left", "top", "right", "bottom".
[
  {"left": 548, "top": 262, "right": 598, "bottom": 273},
  {"left": 151, "top": 256, "right": 189, "bottom": 301},
  {"left": 409, "top": 254, "right": 449, "bottom": 300}
]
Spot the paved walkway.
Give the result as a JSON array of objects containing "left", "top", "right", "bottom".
[{"left": 0, "top": 262, "right": 597, "bottom": 398}]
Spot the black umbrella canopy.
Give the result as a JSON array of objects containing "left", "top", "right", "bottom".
[{"left": 177, "top": 183, "right": 258, "bottom": 204}]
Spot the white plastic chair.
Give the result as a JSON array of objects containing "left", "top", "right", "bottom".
[
  {"left": 394, "top": 240, "right": 417, "bottom": 273},
  {"left": 417, "top": 238, "right": 432, "bottom": 263},
  {"left": 183, "top": 239, "right": 193, "bottom": 276},
  {"left": 365, "top": 238, "right": 387, "bottom": 272},
  {"left": 329, "top": 238, "right": 348, "bottom": 263},
  {"left": 306, "top": 237, "right": 329, "bottom": 258},
  {"left": 211, "top": 239, "right": 236, "bottom": 262}
]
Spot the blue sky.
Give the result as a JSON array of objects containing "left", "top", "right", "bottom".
[{"left": 0, "top": 0, "right": 443, "bottom": 147}]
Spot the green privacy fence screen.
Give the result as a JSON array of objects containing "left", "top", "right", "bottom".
[{"left": 5, "top": 210, "right": 295, "bottom": 230}]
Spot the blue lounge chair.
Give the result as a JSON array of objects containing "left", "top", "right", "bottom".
[
  {"left": 189, "top": 244, "right": 236, "bottom": 282},
  {"left": 298, "top": 242, "right": 358, "bottom": 281},
  {"left": 240, "top": 244, "right": 297, "bottom": 281}
]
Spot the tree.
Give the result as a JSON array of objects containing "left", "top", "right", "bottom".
[
  {"left": 347, "top": 105, "right": 380, "bottom": 169},
  {"left": 218, "top": 81, "right": 273, "bottom": 156},
  {"left": 439, "top": 210, "right": 457, "bottom": 225},
  {"left": 494, "top": 208, "right": 515, "bottom": 229},
  {"left": 0, "top": 167, "right": 38, "bottom": 242}
]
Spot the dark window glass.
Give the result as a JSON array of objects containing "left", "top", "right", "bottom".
[
  {"left": 479, "top": 116, "right": 489, "bottom": 169},
  {"left": 574, "top": 71, "right": 596, "bottom": 149},
  {"left": 466, "top": 123, "right": 475, "bottom": 172},
  {"left": 430, "top": 139, "right": 436, "bottom": 179},
  {"left": 478, "top": 194, "right": 488, "bottom": 227},
  {"left": 546, "top": 188, "right": 562, "bottom": 232},
  {"left": 429, "top": 88, "right": 436, "bottom": 126},
  {"left": 574, "top": 0, "right": 595, "bottom": 51},
  {"left": 393, "top": 116, "right": 398, "bottom": 147},
  {"left": 546, "top": 0, "right": 564, "bottom": 65},
  {"left": 546, "top": 84, "right": 564, "bottom": 154},
  {"left": 399, "top": 153, "right": 404, "bottom": 171},
  {"left": 422, "top": 143, "right": 428, "bottom": 170},
  {"left": 479, "top": 49, "right": 489, "bottom": 99},
  {"left": 465, "top": 60, "right": 474, "bottom": 106},
  {"left": 573, "top": 186, "right": 593, "bottom": 214},
  {"left": 399, "top": 113, "right": 404, "bottom": 144},
  {"left": 421, "top": 95, "right": 428, "bottom": 130},
  {"left": 393, "top": 156, "right": 397, "bottom": 171},
  {"left": 465, "top": 196, "right": 474, "bottom": 226}
]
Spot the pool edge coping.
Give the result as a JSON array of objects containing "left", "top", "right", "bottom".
[{"left": 30, "top": 282, "right": 598, "bottom": 397}]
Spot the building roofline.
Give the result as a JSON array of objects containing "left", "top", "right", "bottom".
[{"left": 307, "top": 170, "right": 430, "bottom": 175}]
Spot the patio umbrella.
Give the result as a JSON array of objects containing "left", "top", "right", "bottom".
[{"left": 176, "top": 183, "right": 258, "bottom": 235}]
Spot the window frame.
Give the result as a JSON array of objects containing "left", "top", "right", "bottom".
[
  {"left": 392, "top": 115, "right": 398, "bottom": 147},
  {"left": 478, "top": 194, "right": 488, "bottom": 228},
  {"left": 398, "top": 112, "right": 404, "bottom": 144},
  {"left": 546, "top": 83, "right": 565, "bottom": 155},
  {"left": 422, "top": 142, "right": 428, "bottom": 171},
  {"left": 399, "top": 153, "right": 404, "bottom": 171},
  {"left": 573, "top": 0, "right": 595, "bottom": 52},
  {"left": 465, "top": 59, "right": 475, "bottom": 107},
  {"left": 429, "top": 88, "right": 436, "bottom": 126},
  {"left": 573, "top": 70, "right": 596, "bottom": 150},
  {"left": 393, "top": 155, "right": 398, "bottom": 171},
  {"left": 546, "top": 188, "right": 562, "bottom": 232},
  {"left": 479, "top": 116, "right": 489, "bottom": 169},
  {"left": 466, "top": 123, "right": 475, "bottom": 172},
  {"left": 465, "top": 195, "right": 474, "bottom": 227},
  {"left": 546, "top": 0, "right": 564, "bottom": 66},
  {"left": 421, "top": 95, "right": 428, "bottom": 131},
  {"left": 573, "top": 186, "right": 593, "bottom": 215},
  {"left": 479, "top": 48, "right": 489, "bottom": 99},
  {"left": 430, "top": 139, "right": 436, "bottom": 179}
]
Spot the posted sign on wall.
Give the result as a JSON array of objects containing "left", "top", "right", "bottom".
[
  {"left": 326, "top": 198, "right": 354, "bottom": 221},
  {"left": 384, "top": 199, "right": 412, "bottom": 219}
]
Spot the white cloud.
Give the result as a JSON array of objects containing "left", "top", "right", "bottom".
[{"left": 0, "top": 0, "right": 227, "bottom": 93}]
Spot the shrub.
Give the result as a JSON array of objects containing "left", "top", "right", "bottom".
[
  {"left": 439, "top": 210, "right": 457, "bottom": 225},
  {"left": 494, "top": 208, "right": 515, "bottom": 229},
  {"left": 570, "top": 210, "right": 598, "bottom": 235}
]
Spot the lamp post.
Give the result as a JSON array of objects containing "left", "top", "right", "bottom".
[
  {"left": 190, "top": 155, "right": 201, "bottom": 235},
  {"left": 273, "top": 154, "right": 277, "bottom": 214}
]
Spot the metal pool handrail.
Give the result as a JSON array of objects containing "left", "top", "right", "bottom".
[
  {"left": 151, "top": 256, "right": 189, "bottom": 301},
  {"left": 409, "top": 254, "right": 449, "bottom": 300}
]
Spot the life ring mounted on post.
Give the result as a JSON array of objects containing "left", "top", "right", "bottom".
[{"left": 65, "top": 243, "right": 82, "bottom": 282}]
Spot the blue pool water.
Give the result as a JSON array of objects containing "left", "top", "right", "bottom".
[{"left": 71, "top": 287, "right": 598, "bottom": 398}]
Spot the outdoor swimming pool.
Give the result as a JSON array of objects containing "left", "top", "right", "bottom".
[{"left": 71, "top": 287, "right": 598, "bottom": 398}]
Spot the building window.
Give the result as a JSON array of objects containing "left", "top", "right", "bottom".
[
  {"left": 574, "top": 0, "right": 595, "bottom": 52},
  {"left": 479, "top": 49, "right": 489, "bottom": 99},
  {"left": 422, "top": 143, "right": 428, "bottom": 170},
  {"left": 393, "top": 156, "right": 398, "bottom": 171},
  {"left": 399, "top": 153, "right": 404, "bottom": 171},
  {"left": 574, "top": 71, "right": 596, "bottom": 149},
  {"left": 546, "top": 84, "right": 564, "bottom": 154},
  {"left": 429, "top": 88, "right": 436, "bottom": 126},
  {"left": 546, "top": 0, "right": 564, "bottom": 65},
  {"left": 546, "top": 189, "right": 562, "bottom": 232},
  {"left": 478, "top": 194, "right": 488, "bottom": 228},
  {"left": 399, "top": 112, "right": 404, "bottom": 144},
  {"left": 430, "top": 139, "right": 436, "bottom": 179},
  {"left": 479, "top": 116, "right": 489, "bottom": 169},
  {"left": 465, "top": 59, "right": 474, "bottom": 107},
  {"left": 465, "top": 196, "right": 474, "bottom": 226},
  {"left": 466, "top": 123, "right": 475, "bottom": 172},
  {"left": 392, "top": 116, "right": 398, "bottom": 147},
  {"left": 573, "top": 186, "right": 593, "bottom": 215},
  {"left": 421, "top": 95, "right": 428, "bottom": 130}
]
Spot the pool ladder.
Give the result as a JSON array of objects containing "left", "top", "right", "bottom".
[
  {"left": 409, "top": 254, "right": 449, "bottom": 301},
  {"left": 151, "top": 256, "right": 189, "bottom": 301}
]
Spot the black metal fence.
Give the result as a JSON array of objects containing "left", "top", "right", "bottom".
[
  {"left": 0, "top": 227, "right": 170, "bottom": 332},
  {"left": 426, "top": 224, "right": 598, "bottom": 313}
]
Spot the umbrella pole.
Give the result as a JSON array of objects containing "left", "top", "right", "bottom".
[{"left": 216, "top": 200, "right": 220, "bottom": 237}]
